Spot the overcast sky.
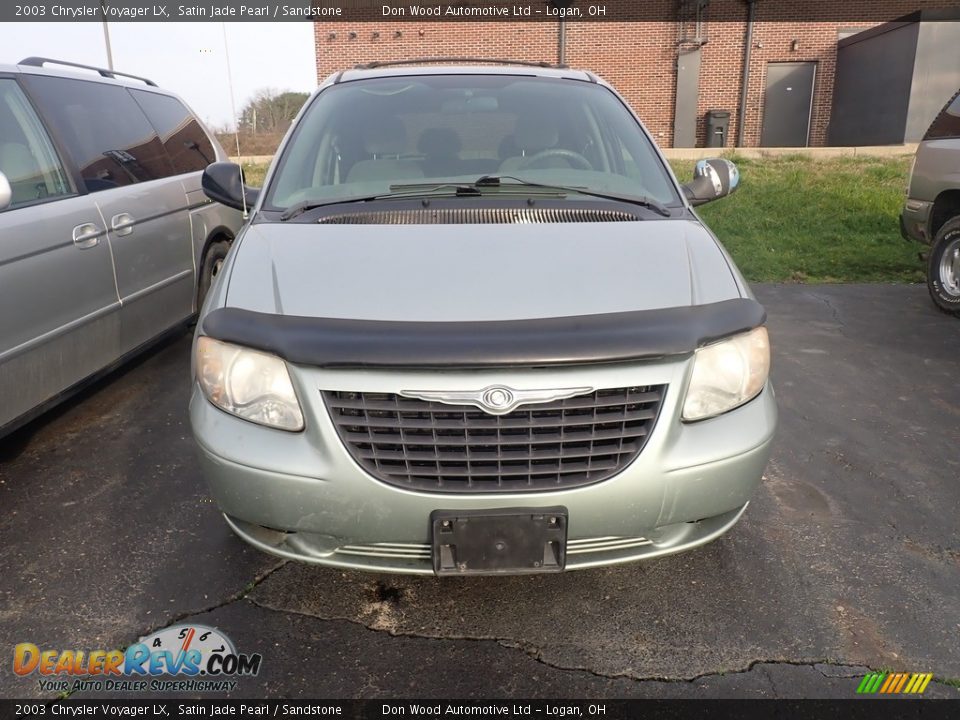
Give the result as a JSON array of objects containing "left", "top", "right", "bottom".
[{"left": 0, "top": 22, "right": 317, "bottom": 130}]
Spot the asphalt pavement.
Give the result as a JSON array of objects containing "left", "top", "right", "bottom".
[{"left": 1, "top": 284, "right": 958, "bottom": 699}]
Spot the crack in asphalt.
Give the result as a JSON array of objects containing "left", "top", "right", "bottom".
[
  {"left": 499, "top": 639, "right": 868, "bottom": 687},
  {"left": 55, "top": 566, "right": 958, "bottom": 698},
  {"left": 808, "top": 292, "right": 846, "bottom": 330},
  {"left": 134, "top": 559, "right": 290, "bottom": 639},
  {"left": 55, "top": 560, "right": 288, "bottom": 700},
  {"left": 241, "top": 592, "right": 899, "bottom": 689},
  {"left": 758, "top": 663, "right": 779, "bottom": 696}
]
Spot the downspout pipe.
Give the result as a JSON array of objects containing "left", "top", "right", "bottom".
[
  {"left": 558, "top": 19, "right": 566, "bottom": 66},
  {"left": 737, "top": 0, "right": 757, "bottom": 147}
]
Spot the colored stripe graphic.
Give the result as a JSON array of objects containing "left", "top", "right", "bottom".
[
  {"left": 895, "top": 673, "right": 910, "bottom": 693},
  {"left": 856, "top": 672, "right": 933, "bottom": 694},
  {"left": 856, "top": 673, "right": 884, "bottom": 694},
  {"left": 893, "top": 673, "right": 909, "bottom": 693},
  {"left": 880, "top": 674, "right": 897, "bottom": 693}
]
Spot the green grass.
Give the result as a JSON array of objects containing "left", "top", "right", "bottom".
[
  {"left": 241, "top": 162, "right": 269, "bottom": 188},
  {"left": 242, "top": 156, "right": 925, "bottom": 284},
  {"left": 670, "top": 155, "right": 924, "bottom": 283}
]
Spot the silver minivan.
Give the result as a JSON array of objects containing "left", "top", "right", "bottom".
[{"left": 0, "top": 58, "right": 243, "bottom": 436}]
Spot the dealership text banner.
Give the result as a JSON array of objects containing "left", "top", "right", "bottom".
[{"left": 6, "top": 0, "right": 960, "bottom": 23}]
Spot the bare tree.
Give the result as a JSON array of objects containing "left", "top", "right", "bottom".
[{"left": 239, "top": 88, "right": 309, "bottom": 134}]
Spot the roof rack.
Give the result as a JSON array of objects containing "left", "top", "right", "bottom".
[
  {"left": 354, "top": 57, "right": 569, "bottom": 70},
  {"left": 18, "top": 57, "right": 158, "bottom": 87}
]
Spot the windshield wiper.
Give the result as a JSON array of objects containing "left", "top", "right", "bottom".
[
  {"left": 280, "top": 194, "right": 393, "bottom": 221},
  {"left": 473, "top": 175, "right": 672, "bottom": 217},
  {"left": 388, "top": 182, "right": 481, "bottom": 194},
  {"left": 280, "top": 182, "right": 565, "bottom": 221},
  {"left": 388, "top": 181, "right": 565, "bottom": 197}
]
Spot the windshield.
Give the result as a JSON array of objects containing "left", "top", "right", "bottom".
[{"left": 264, "top": 74, "right": 681, "bottom": 211}]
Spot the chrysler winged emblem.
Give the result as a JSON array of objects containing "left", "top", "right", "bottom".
[{"left": 399, "top": 385, "right": 594, "bottom": 415}]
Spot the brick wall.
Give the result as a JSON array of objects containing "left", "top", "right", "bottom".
[{"left": 314, "top": 0, "right": 953, "bottom": 147}]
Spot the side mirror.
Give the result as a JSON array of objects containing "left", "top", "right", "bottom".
[
  {"left": 682, "top": 158, "right": 740, "bottom": 207},
  {"left": 202, "top": 162, "right": 260, "bottom": 212},
  {"left": 0, "top": 171, "right": 12, "bottom": 211}
]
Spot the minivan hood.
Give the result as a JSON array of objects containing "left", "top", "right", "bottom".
[{"left": 224, "top": 220, "right": 740, "bottom": 321}]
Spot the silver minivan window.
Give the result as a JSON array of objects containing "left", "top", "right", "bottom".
[
  {"left": 130, "top": 90, "right": 218, "bottom": 174},
  {"left": 25, "top": 76, "right": 172, "bottom": 191},
  {"left": 265, "top": 75, "right": 680, "bottom": 210},
  {"left": 0, "top": 79, "right": 72, "bottom": 209}
]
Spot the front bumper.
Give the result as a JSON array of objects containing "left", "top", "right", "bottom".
[
  {"left": 221, "top": 503, "right": 752, "bottom": 574},
  {"left": 901, "top": 199, "right": 932, "bottom": 244},
  {"left": 190, "top": 359, "right": 777, "bottom": 573}
]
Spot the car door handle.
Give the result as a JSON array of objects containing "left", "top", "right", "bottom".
[
  {"left": 110, "top": 213, "right": 135, "bottom": 237},
  {"left": 72, "top": 223, "right": 101, "bottom": 249}
]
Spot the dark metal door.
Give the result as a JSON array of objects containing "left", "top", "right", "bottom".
[
  {"left": 760, "top": 62, "right": 816, "bottom": 147},
  {"left": 673, "top": 48, "right": 701, "bottom": 148}
]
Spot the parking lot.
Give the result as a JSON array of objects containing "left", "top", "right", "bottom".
[{"left": 1, "top": 283, "right": 958, "bottom": 699}]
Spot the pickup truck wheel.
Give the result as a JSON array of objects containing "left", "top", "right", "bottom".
[
  {"left": 928, "top": 217, "right": 960, "bottom": 316},
  {"left": 198, "top": 240, "right": 231, "bottom": 312}
]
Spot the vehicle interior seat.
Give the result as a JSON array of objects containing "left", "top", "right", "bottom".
[
  {"left": 498, "top": 135, "right": 519, "bottom": 165},
  {"left": 346, "top": 116, "right": 423, "bottom": 183},
  {"left": 498, "top": 114, "right": 571, "bottom": 173},
  {"left": 0, "top": 142, "right": 44, "bottom": 205},
  {"left": 417, "top": 127, "right": 462, "bottom": 178}
]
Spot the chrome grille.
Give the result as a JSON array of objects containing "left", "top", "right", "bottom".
[
  {"left": 322, "top": 386, "right": 666, "bottom": 493},
  {"left": 332, "top": 536, "right": 651, "bottom": 561}
]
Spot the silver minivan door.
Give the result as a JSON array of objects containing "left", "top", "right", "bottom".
[
  {"left": 23, "top": 76, "right": 195, "bottom": 355},
  {"left": 94, "top": 176, "right": 195, "bottom": 352},
  {"left": 128, "top": 88, "right": 231, "bottom": 311},
  {"left": 0, "top": 78, "right": 120, "bottom": 431}
]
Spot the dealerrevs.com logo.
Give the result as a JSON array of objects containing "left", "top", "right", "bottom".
[{"left": 14, "top": 624, "right": 261, "bottom": 693}]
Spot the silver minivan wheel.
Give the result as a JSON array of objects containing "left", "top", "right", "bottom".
[{"left": 197, "top": 240, "right": 232, "bottom": 312}]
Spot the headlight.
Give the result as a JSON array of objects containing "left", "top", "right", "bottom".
[
  {"left": 196, "top": 337, "right": 304, "bottom": 431},
  {"left": 681, "top": 326, "right": 770, "bottom": 422}
]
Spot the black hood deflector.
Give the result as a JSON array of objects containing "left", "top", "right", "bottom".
[{"left": 201, "top": 299, "right": 766, "bottom": 369}]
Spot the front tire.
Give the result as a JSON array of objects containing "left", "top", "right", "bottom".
[
  {"left": 927, "top": 217, "right": 960, "bottom": 317},
  {"left": 197, "top": 239, "right": 231, "bottom": 312}
]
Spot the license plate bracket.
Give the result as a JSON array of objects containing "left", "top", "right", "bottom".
[{"left": 431, "top": 507, "right": 568, "bottom": 576}]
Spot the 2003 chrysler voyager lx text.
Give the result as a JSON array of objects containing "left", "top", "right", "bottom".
[{"left": 190, "top": 61, "right": 777, "bottom": 575}]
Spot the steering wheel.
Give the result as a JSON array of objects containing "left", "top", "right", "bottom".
[{"left": 518, "top": 148, "right": 593, "bottom": 171}]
